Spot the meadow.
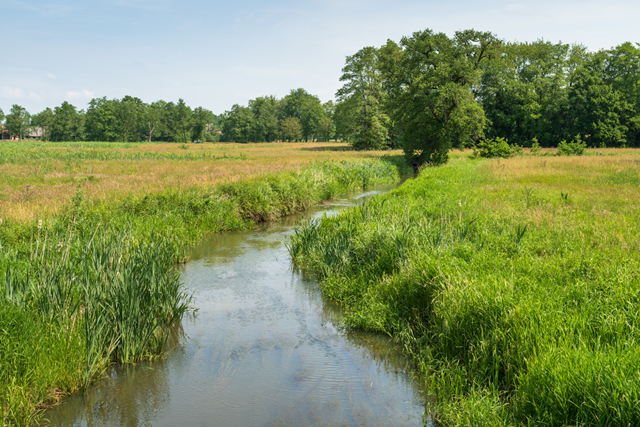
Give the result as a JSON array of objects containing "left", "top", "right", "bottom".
[
  {"left": 0, "top": 141, "right": 397, "bottom": 222},
  {"left": 289, "top": 149, "right": 640, "bottom": 426},
  {"left": 0, "top": 141, "right": 404, "bottom": 426}
]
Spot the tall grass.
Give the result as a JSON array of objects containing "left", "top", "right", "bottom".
[
  {"left": 0, "top": 158, "right": 400, "bottom": 426},
  {"left": 288, "top": 155, "right": 640, "bottom": 426}
]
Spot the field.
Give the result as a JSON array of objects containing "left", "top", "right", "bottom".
[
  {"left": 289, "top": 149, "right": 640, "bottom": 426},
  {"left": 0, "top": 141, "right": 398, "bottom": 222},
  {"left": 0, "top": 141, "right": 404, "bottom": 426}
]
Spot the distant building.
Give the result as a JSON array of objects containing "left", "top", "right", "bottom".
[
  {"left": 0, "top": 126, "right": 18, "bottom": 140},
  {"left": 26, "top": 127, "right": 43, "bottom": 139}
]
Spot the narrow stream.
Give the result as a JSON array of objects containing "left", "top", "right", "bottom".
[{"left": 45, "top": 182, "right": 427, "bottom": 427}]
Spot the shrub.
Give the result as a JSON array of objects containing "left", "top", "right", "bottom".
[
  {"left": 473, "top": 137, "right": 521, "bottom": 158},
  {"left": 530, "top": 138, "right": 541, "bottom": 155},
  {"left": 557, "top": 135, "right": 586, "bottom": 156}
]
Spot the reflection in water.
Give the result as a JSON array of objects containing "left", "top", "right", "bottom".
[{"left": 44, "top": 184, "right": 427, "bottom": 427}]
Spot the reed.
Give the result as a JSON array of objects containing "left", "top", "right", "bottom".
[{"left": 289, "top": 152, "right": 640, "bottom": 426}]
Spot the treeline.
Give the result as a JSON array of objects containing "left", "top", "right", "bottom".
[
  {"left": 221, "top": 89, "right": 335, "bottom": 142},
  {"left": 334, "top": 31, "right": 640, "bottom": 166},
  {"left": 2, "top": 29, "right": 639, "bottom": 167},
  {"left": 0, "top": 97, "right": 220, "bottom": 143}
]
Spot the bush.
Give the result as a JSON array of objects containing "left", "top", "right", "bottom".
[
  {"left": 530, "top": 138, "right": 541, "bottom": 155},
  {"left": 557, "top": 135, "right": 586, "bottom": 156},
  {"left": 473, "top": 137, "right": 521, "bottom": 158}
]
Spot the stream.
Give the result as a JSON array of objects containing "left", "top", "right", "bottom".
[{"left": 44, "top": 182, "right": 427, "bottom": 427}]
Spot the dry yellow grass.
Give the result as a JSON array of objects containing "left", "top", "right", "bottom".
[{"left": 0, "top": 142, "right": 401, "bottom": 221}]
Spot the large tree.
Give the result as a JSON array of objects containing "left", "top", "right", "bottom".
[
  {"left": 52, "top": 102, "right": 84, "bottom": 141},
  {"left": 191, "top": 106, "right": 214, "bottom": 142},
  {"left": 249, "top": 96, "right": 280, "bottom": 142},
  {"left": 282, "top": 89, "right": 325, "bottom": 141},
  {"left": 5, "top": 104, "right": 31, "bottom": 140},
  {"left": 336, "top": 46, "right": 390, "bottom": 150},
  {"left": 85, "top": 97, "right": 118, "bottom": 141},
  {"left": 222, "top": 104, "right": 253, "bottom": 143},
  {"left": 379, "top": 29, "right": 500, "bottom": 167},
  {"left": 280, "top": 117, "right": 303, "bottom": 142},
  {"left": 174, "top": 99, "right": 192, "bottom": 143}
]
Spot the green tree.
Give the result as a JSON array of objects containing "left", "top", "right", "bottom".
[
  {"left": 115, "top": 96, "right": 144, "bottom": 142},
  {"left": 249, "top": 96, "right": 280, "bottom": 142},
  {"left": 34, "top": 108, "right": 55, "bottom": 141},
  {"left": 191, "top": 106, "right": 214, "bottom": 142},
  {"left": 174, "top": 99, "right": 192, "bottom": 143},
  {"left": 380, "top": 29, "right": 499, "bottom": 167},
  {"left": 5, "top": 104, "right": 31, "bottom": 140},
  {"left": 280, "top": 116, "right": 303, "bottom": 142},
  {"left": 568, "top": 64, "right": 631, "bottom": 147},
  {"left": 336, "top": 46, "right": 390, "bottom": 150},
  {"left": 52, "top": 102, "right": 84, "bottom": 141},
  {"left": 85, "top": 97, "right": 118, "bottom": 141},
  {"left": 0, "top": 107, "right": 4, "bottom": 126},
  {"left": 317, "top": 117, "right": 334, "bottom": 142},
  {"left": 282, "top": 89, "right": 325, "bottom": 141},
  {"left": 222, "top": 104, "right": 253, "bottom": 143},
  {"left": 141, "top": 100, "right": 166, "bottom": 142}
]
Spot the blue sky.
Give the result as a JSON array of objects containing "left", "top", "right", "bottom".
[{"left": 1, "top": 0, "right": 638, "bottom": 115}]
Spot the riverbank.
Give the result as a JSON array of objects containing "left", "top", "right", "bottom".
[
  {"left": 0, "top": 157, "right": 403, "bottom": 426},
  {"left": 289, "top": 152, "right": 640, "bottom": 426}
]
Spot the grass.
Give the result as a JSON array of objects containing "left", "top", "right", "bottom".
[
  {"left": 288, "top": 150, "right": 640, "bottom": 426},
  {"left": 0, "top": 141, "right": 401, "bottom": 222},
  {"left": 0, "top": 141, "right": 404, "bottom": 426}
]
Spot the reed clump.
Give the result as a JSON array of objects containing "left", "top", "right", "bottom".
[
  {"left": 288, "top": 153, "right": 640, "bottom": 426},
  {"left": 0, "top": 157, "right": 400, "bottom": 426}
]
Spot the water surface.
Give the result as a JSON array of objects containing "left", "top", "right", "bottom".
[{"left": 45, "top": 183, "right": 426, "bottom": 427}]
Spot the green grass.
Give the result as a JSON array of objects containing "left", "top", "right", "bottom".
[
  {"left": 288, "top": 154, "right": 640, "bottom": 426},
  {"left": 0, "top": 158, "right": 401, "bottom": 426}
]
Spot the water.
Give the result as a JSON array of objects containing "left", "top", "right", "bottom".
[{"left": 45, "top": 183, "right": 427, "bottom": 427}]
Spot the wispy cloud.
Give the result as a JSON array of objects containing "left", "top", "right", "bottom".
[
  {"left": 28, "top": 92, "right": 43, "bottom": 103},
  {"left": 47, "top": 73, "right": 56, "bottom": 79},
  {"left": 0, "top": 86, "right": 25, "bottom": 100},
  {"left": 66, "top": 89, "right": 95, "bottom": 101}
]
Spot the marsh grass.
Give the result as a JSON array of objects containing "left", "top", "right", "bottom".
[
  {"left": 0, "top": 157, "right": 401, "bottom": 426},
  {"left": 0, "top": 142, "right": 402, "bottom": 222},
  {"left": 289, "top": 152, "right": 640, "bottom": 426}
]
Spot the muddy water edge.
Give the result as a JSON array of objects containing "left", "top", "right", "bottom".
[{"left": 44, "top": 181, "right": 428, "bottom": 427}]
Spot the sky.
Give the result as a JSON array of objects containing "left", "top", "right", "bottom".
[{"left": 1, "top": 0, "right": 639, "bottom": 115}]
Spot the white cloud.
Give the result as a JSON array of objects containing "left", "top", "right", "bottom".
[
  {"left": 28, "top": 92, "right": 43, "bottom": 103},
  {"left": 0, "top": 86, "right": 25, "bottom": 100},
  {"left": 66, "top": 89, "right": 95, "bottom": 101},
  {"left": 47, "top": 73, "right": 56, "bottom": 79}
]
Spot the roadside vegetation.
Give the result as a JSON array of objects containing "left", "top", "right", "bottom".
[
  {"left": 0, "top": 143, "right": 403, "bottom": 426},
  {"left": 289, "top": 150, "right": 640, "bottom": 426}
]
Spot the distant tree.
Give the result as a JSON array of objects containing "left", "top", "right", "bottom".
[
  {"left": 222, "top": 104, "right": 253, "bottom": 143},
  {"left": 139, "top": 100, "right": 165, "bottom": 142},
  {"left": 379, "top": 29, "right": 499, "bottom": 167},
  {"left": 174, "top": 99, "right": 193, "bottom": 143},
  {"left": 280, "top": 117, "right": 303, "bottom": 142},
  {"left": 0, "top": 107, "right": 4, "bottom": 126},
  {"left": 282, "top": 89, "right": 325, "bottom": 141},
  {"left": 115, "top": 96, "right": 144, "bottom": 142},
  {"left": 36, "top": 108, "right": 55, "bottom": 141},
  {"left": 85, "top": 97, "right": 118, "bottom": 141},
  {"left": 52, "top": 102, "right": 84, "bottom": 141},
  {"left": 249, "top": 96, "right": 280, "bottom": 141},
  {"left": 568, "top": 63, "right": 631, "bottom": 147},
  {"left": 317, "top": 117, "right": 334, "bottom": 142},
  {"left": 191, "top": 106, "right": 214, "bottom": 142},
  {"left": 5, "top": 104, "right": 31, "bottom": 140},
  {"left": 336, "top": 46, "right": 390, "bottom": 150}
]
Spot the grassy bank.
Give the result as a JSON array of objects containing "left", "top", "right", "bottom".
[
  {"left": 0, "top": 157, "right": 401, "bottom": 426},
  {"left": 289, "top": 152, "right": 640, "bottom": 426}
]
